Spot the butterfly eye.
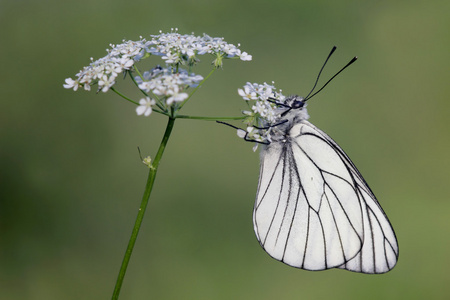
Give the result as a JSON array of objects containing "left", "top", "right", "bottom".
[{"left": 291, "top": 99, "right": 305, "bottom": 109}]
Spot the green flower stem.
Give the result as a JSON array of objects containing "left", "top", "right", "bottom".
[
  {"left": 178, "top": 68, "right": 216, "bottom": 110},
  {"left": 176, "top": 115, "right": 246, "bottom": 121},
  {"left": 132, "top": 65, "right": 144, "bottom": 80},
  {"left": 129, "top": 69, "right": 149, "bottom": 98},
  {"left": 110, "top": 87, "right": 139, "bottom": 105},
  {"left": 112, "top": 117, "right": 176, "bottom": 300}
]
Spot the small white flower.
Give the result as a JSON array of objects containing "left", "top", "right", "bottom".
[
  {"left": 239, "top": 52, "right": 252, "bottom": 61},
  {"left": 238, "top": 86, "right": 257, "bottom": 100},
  {"left": 252, "top": 101, "right": 269, "bottom": 116},
  {"left": 83, "top": 83, "right": 91, "bottom": 91},
  {"left": 255, "top": 83, "right": 274, "bottom": 100},
  {"left": 264, "top": 106, "right": 278, "bottom": 123},
  {"left": 166, "top": 88, "right": 188, "bottom": 105},
  {"left": 162, "top": 52, "right": 181, "bottom": 64},
  {"left": 98, "top": 75, "right": 115, "bottom": 92},
  {"left": 237, "top": 129, "right": 247, "bottom": 139},
  {"left": 137, "top": 81, "right": 152, "bottom": 93},
  {"left": 104, "top": 62, "right": 122, "bottom": 77},
  {"left": 136, "top": 97, "right": 156, "bottom": 116},
  {"left": 246, "top": 127, "right": 263, "bottom": 141},
  {"left": 63, "top": 78, "right": 80, "bottom": 91},
  {"left": 116, "top": 57, "right": 134, "bottom": 70}
]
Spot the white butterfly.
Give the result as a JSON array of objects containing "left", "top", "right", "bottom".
[{"left": 250, "top": 48, "right": 398, "bottom": 274}]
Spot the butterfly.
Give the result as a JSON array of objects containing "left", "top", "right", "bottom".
[{"left": 227, "top": 47, "right": 399, "bottom": 273}]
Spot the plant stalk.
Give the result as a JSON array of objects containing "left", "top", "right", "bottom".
[{"left": 112, "top": 117, "right": 176, "bottom": 300}]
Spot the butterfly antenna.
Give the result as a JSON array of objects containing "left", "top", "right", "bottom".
[
  {"left": 303, "top": 46, "right": 337, "bottom": 100},
  {"left": 305, "top": 55, "right": 358, "bottom": 101}
]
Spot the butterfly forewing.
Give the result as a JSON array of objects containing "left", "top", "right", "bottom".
[{"left": 253, "top": 120, "right": 398, "bottom": 273}]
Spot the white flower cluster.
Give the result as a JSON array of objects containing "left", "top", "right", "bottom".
[
  {"left": 237, "top": 82, "right": 286, "bottom": 148},
  {"left": 135, "top": 67, "right": 203, "bottom": 116},
  {"left": 143, "top": 29, "right": 252, "bottom": 66},
  {"left": 64, "top": 30, "right": 251, "bottom": 93},
  {"left": 64, "top": 30, "right": 252, "bottom": 118},
  {"left": 239, "top": 82, "right": 285, "bottom": 124},
  {"left": 64, "top": 39, "right": 146, "bottom": 92}
]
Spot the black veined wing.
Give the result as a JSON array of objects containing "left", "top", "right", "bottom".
[{"left": 253, "top": 120, "right": 399, "bottom": 274}]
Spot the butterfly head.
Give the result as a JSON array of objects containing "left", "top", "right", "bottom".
[
  {"left": 277, "top": 95, "right": 309, "bottom": 123},
  {"left": 284, "top": 95, "right": 306, "bottom": 109}
]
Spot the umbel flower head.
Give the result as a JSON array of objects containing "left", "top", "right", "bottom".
[
  {"left": 64, "top": 29, "right": 251, "bottom": 93},
  {"left": 64, "top": 29, "right": 252, "bottom": 117}
]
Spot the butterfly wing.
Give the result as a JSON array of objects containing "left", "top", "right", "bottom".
[{"left": 253, "top": 120, "right": 398, "bottom": 273}]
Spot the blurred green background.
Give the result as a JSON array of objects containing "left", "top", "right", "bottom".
[{"left": 1, "top": 0, "right": 449, "bottom": 299}]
